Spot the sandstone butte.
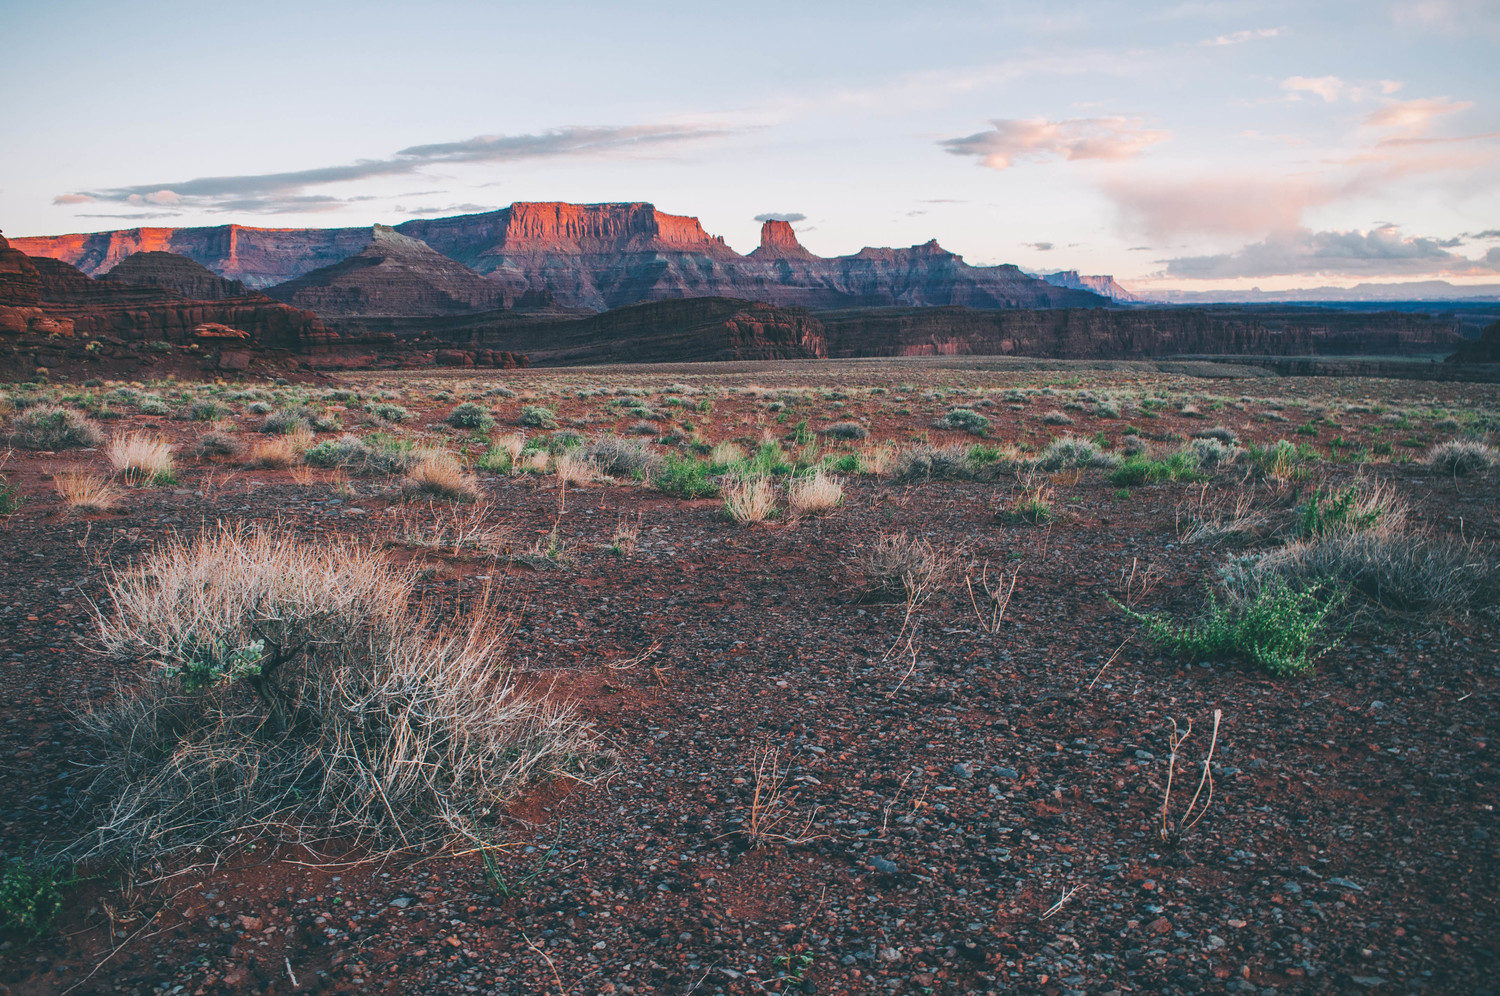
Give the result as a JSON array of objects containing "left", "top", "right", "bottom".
[{"left": 12, "top": 203, "right": 1109, "bottom": 313}]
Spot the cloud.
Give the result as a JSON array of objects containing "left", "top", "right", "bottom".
[
  {"left": 940, "top": 116, "right": 1169, "bottom": 169},
  {"left": 1280, "top": 76, "right": 1403, "bottom": 103},
  {"left": 1105, "top": 173, "right": 1338, "bottom": 240},
  {"left": 1203, "top": 26, "right": 1284, "bottom": 45},
  {"left": 56, "top": 124, "right": 727, "bottom": 214},
  {"left": 1363, "top": 96, "right": 1472, "bottom": 136},
  {"left": 396, "top": 203, "right": 502, "bottom": 217},
  {"left": 1466, "top": 229, "right": 1500, "bottom": 239},
  {"left": 754, "top": 212, "right": 806, "bottom": 223},
  {"left": 1024, "top": 241, "right": 1055, "bottom": 251},
  {"left": 1281, "top": 75, "right": 1345, "bottom": 102},
  {"left": 1161, "top": 225, "right": 1500, "bottom": 279}
]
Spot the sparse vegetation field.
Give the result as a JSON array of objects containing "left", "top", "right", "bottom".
[{"left": 0, "top": 357, "right": 1496, "bottom": 994}]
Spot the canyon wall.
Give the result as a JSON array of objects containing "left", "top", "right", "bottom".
[{"left": 13, "top": 206, "right": 1104, "bottom": 312}]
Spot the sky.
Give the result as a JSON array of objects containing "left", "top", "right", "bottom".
[{"left": 2, "top": 0, "right": 1497, "bottom": 293}]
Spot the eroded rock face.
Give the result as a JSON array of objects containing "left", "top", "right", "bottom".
[
  {"left": 0, "top": 233, "right": 42, "bottom": 307},
  {"left": 1042, "top": 270, "right": 1139, "bottom": 303},
  {"left": 29, "top": 256, "right": 326, "bottom": 351},
  {"left": 1446, "top": 320, "right": 1500, "bottom": 363},
  {"left": 103, "top": 251, "right": 248, "bottom": 300},
  {"left": 14, "top": 203, "right": 1105, "bottom": 313},
  {"left": 747, "top": 220, "right": 816, "bottom": 261},
  {"left": 265, "top": 226, "right": 504, "bottom": 316}
]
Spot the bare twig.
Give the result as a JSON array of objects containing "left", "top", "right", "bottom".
[{"left": 1040, "top": 884, "right": 1081, "bottom": 919}]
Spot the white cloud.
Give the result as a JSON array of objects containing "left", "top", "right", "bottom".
[
  {"left": 1202, "top": 26, "right": 1284, "bottom": 46},
  {"left": 940, "top": 117, "right": 1169, "bottom": 169},
  {"left": 1281, "top": 75, "right": 1346, "bottom": 102}
]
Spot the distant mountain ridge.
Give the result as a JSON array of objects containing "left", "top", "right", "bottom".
[
  {"left": 1042, "top": 270, "right": 1138, "bottom": 302},
  {"left": 13, "top": 203, "right": 1105, "bottom": 314}
]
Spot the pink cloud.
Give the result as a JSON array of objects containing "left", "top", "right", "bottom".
[
  {"left": 940, "top": 116, "right": 1169, "bottom": 169},
  {"left": 1104, "top": 174, "right": 1336, "bottom": 240},
  {"left": 1363, "top": 97, "right": 1473, "bottom": 135}
]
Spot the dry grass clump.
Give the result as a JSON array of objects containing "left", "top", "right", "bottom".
[
  {"left": 788, "top": 468, "right": 844, "bottom": 516},
  {"left": 1427, "top": 439, "right": 1498, "bottom": 476},
  {"left": 859, "top": 443, "right": 896, "bottom": 476},
  {"left": 385, "top": 501, "right": 508, "bottom": 556},
  {"left": 1219, "top": 529, "right": 1494, "bottom": 617},
  {"left": 724, "top": 475, "right": 777, "bottom": 524},
  {"left": 848, "top": 532, "right": 957, "bottom": 601},
  {"left": 1176, "top": 487, "right": 1266, "bottom": 545},
  {"left": 8, "top": 406, "right": 103, "bottom": 450},
  {"left": 555, "top": 452, "right": 602, "bottom": 486},
  {"left": 55, "top": 468, "right": 122, "bottom": 512},
  {"left": 71, "top": 526, "right": 588, "bottom": 862},
  {"left": 247, "top": 428, "right": 313, "bottom": 469},
  {"left": 583, "top": 435, "right": 662, "bottom": 479},
  {"left": 403, "top": 450, "right": 480, "bottom": 502},
  {"left": 194, "top": 430, "right": 241, "bottom": 459},
  {"left": 105, "top": 432, "right": 175, "bottom": 485},
  {"left": 891, "top": 443, "right": 973, "bottom": 482}
]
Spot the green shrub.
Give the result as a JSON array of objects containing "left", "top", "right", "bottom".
[
  {"left": 1036, "top": 434, "right": 1119, "bottom": 471},
  {"left": 8, "top": 406, "right": 103, "bottom": 450},
  {"left": 304, "top": 434, "right": 415, "bottom": 475},
  {"left": 445, "top": 402, "right": 495, "bottom": 431},
  {"left": 1245, "top": 439, "right": 1311, "bottom": 479},
  {"left": 935, "top": 408, "right": 991, "bottom": 434},
  {"left": 519, "top": 405, "right": 557, "bottom": 430},
  {"left": 0, "top": 859, "right": 74, "bottom": 937},
  {"left": 1298, "top": 485, "right": 1385, "bottom": 537},
  {"left": 822, "top": 421, "right": 868, "bottom": 440},
  {"left": 1109, "top": 451, "right": 1205, "bottom": 486},
  {"left": 179, "top": 398, "right": 228, "bottom": 421},
  {"left": 653, "top": 455, "right": 719, "bottom": 498},
  {"left": 0, "top": 475, "right": 20, "bottom": 516},
  {"left": 261, "top": 408, "right": 312, "bottom": 434},
  {"left": 366, "top": 402, "right": 413, "bottom": 423},
  {"left": 1125, "top": 578, "right": 1345, "bottom": 677}
]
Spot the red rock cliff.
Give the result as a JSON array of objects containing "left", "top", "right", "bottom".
[{"left": 748, "top": 220, "right": 816, "bottom": 261}]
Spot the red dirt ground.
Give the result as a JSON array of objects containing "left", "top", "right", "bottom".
[{"left": 0, "top": 359, "right": 1496, "bottom": 995}]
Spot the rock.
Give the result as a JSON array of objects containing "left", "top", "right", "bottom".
[
  {"left": 870, "top": 855, "right": 900, "bottom": 874},
  {"left": 992, "top": 766, "right": 1019, "bottom": 780},
  {"left": 952, "top": 761, "right": 975, "bottom": 779},
  {"left": 267, "top": 226, "right": 504, "bottom": 316},
  {"left": 1350, "top": 977, "right": 1386, "bottom": 987},
  {"left": 748, "top": 220, "right": 817, "bottom": 261},
  {"left": 1042, "top": 270, "right": 1138, "bottom": 302},
  {"left": 237, "top": 915, "right": 263, "bottom": 932},
  {"left": 1448, "top": 319, "right": 1500, "bottom": 364},
  {"left": 1148, "top": 916, "right": 1172, "bottom": 934},
  {"left": 102, "top": 251, "right": 248, "bottom": 299},
  {"left": 1327, "top": 877, "right": 1363, "bottom": 891},
  {"left": 217, "top": 350, "right": 252, "bottom": 372},
  {"left": 16, "top": 203, "right": 1106, "bottom": 312},
  {"left": 389, "top": 896, "right": 415, "bottom": 908}
]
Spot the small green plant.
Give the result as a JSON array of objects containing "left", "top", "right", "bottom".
[
  {"left": 791, "top": 420, "right": 814, "bottom": 445},
  {"left": 935, "top": 408, "right": 990, "bottom": 435},
  {"left": 481, "top": 830, "right": 560, "bottom": 899},
  {"left": 653, "top": 454, "right": 719, "bottom": 498},
  {"left": 1298, "top": 486, "right": 1383, "bottom": 537},
  {"left": 773, "top": 952, "right": 816, "bottom": 986},
  {"left": 519, "top": 405, "right": 557, "bottom": 429},
  {"left": 1109, "top": 451, "right": 1204, "bottom": 486},
  {"left": 0, "top": 859, "right": 76, "bottom": 938},
  {"left": 1122, "top": 579, "right": 1345, "bottom": 678},
  {"left": 445, "top": 402, "right": 495, "bottom": 431},
  {"left": 1245, "top": 439, "right": 1310, "bottom": 480}
]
